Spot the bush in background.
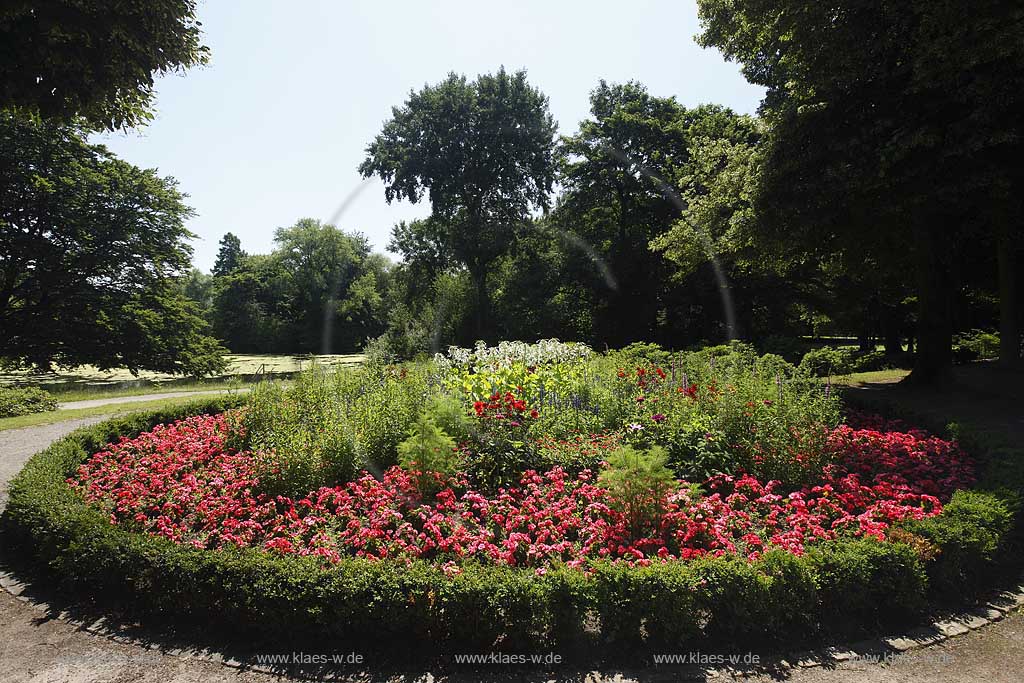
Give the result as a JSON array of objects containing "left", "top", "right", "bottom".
[
  {"left": 0, "top": 386, "right": 58, "bottom": 418},
  {"left": 952, "top": 329, "right": 1000, "bottom": 364}
]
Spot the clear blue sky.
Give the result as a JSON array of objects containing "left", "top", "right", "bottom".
[{"left": 93, "top": 0, "right": 764, "bottom": 273}]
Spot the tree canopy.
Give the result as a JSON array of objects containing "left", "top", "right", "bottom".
[
  {"left": 209, "top": 221, "right": 389, "bottom": 354},
  {"left": 0, "top": 111, "right": 226, "bottom": 374},
  {"left": 695, "top": 0, "right": 1024, "bottom": 378},
  {"left": 0, "top": 0, "right": 209, "bottom": 130},
  {"left": 360, "top": 67, "right": 558, "bottom": 338}
]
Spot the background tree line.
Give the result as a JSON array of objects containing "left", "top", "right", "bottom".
[
  {"left": 185, "top": 222, "right": 389, "bottom": 354},
  {"left": 1, "top": 0, "right": 1019, "bottom": 383}
]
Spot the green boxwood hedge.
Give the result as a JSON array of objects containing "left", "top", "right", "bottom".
[{"left": 2, "top": 396, "right": 1020, "bottom": 661}]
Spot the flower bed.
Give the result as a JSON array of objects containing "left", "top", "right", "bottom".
[
  {"left": 69, "top": 413, "right": 972, "bottom": 570},
  {"left": 3, "top": 345, "right": 1021, "bottom": 659}
]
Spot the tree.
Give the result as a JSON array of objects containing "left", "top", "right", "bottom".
[
  {"left": 555, "top": 82, "right": 777, "bottom": 346},
  {"left": 0, "top": 0, "right": 209, "bottom": 130},
  {"left": 0, "top": 111, "right": 226, "bottom": 374},
  {"left": 212, "top": 232, "right": 247, "bottom": 278},
  {"left": 274, "top": 218, "right": 385, "bottom": 352},
  {"left": 554, "top": 81, "right": 690, "bottom": 346},
  {"left": 180, "top": 268, "right": 214, "bottom": 316},
  {"left": 360, "top": 67, "right": 558, "bottom": 339},
  {"left": 211, "top": 254, "right": 293, "bottom": 353},
  {"left": 696, "top": 0, "right": 1024, "bottom": 378},
  {"left": 210, "top": 220, "right": 389, "bottom": 354}
]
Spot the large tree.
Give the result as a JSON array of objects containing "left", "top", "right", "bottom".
[
  {"left": 360, "top": 68, "right": 558, "bottom": 339},
  {"left": 0, "top": 0, "right": 209, "bottom": 130},
  {"left": 555, "top": 81, "right": 778, "bottom": 346},
  {"left": 0, "top": 112, "right": 226, "bottom": 374},
  {"left": 212, "top": 232, "right": 247, "bottom": 278},
  {"left": 696, "top": 0, "right": 1024, "bottom": 378}
]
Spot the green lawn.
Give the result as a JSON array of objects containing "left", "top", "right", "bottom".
[{"left": 830, "top": 368, "right": 911, "bottom": 386}]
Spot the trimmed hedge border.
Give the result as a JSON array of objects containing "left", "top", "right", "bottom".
[{"left": 2, "top": 395, "right": 1023, "bottom": 664}]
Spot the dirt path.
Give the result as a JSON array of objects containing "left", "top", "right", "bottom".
[{"left": 1, "top": 417, "right": 1022, "bottom": 682}]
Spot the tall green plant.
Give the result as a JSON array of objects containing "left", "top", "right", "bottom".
[
  {"left": 598, "top": 445, "right": 677, "bottom": 541},
  {"left": 397, "top": 413, "right": 460, "bottom": 497}
]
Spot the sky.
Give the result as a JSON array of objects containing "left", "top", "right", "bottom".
[{"left": 93, "top": 0, "right": 765, "bottom": 273}]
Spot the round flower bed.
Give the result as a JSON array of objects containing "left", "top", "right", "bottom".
[
  {"left": 3, "top": 344, "right": 1021, "bottom": 661},
  {"left": 69, "top": 412, "right": 972, "bottom": 570}
]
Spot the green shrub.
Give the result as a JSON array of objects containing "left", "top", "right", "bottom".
[
  {"left": 799, "top": 347, "right": 903, "bottom": 376},
  {"left": 904, "top": 490, "right": 1014, "bottom": 596},
  {"left": 758, "top": 335, "right": 811, "bottom": 364},
  {"left": 0, "top": 386, "right": 58, "bottom": 418},
  {"left": 799, "top": 346, "right": 851, "bottom": 376},
  {"left": 423, "top": 393, "right": 473, "bottom": 444},
  {"left": 805, "top": 538, "right": 927, "bottom": 631},
  {"left": 952, "top": 329, "right": 1000, "bottom": 363},
  {"left": 350, "top": 364, "right": 428, "bottom": 470},
  {"left": 242, "top": 369, "right": 359, "bottom": 497}
]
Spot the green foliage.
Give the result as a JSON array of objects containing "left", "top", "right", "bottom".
[
  {"left": 598, "top": 445, "right": 676, "bottom": 541},
  {"left": 422, "top": 393, "right": 473, "bottom": 444},
  {"left": 360, "top": 67, "right": 557, "bottom": 337},
  {"left": 211, "top": 221, "right": 390, "bottom": 354},
  {"left": 904, "top": 490, "right": 1015, "bottom": 596},
  {"left": 952, "top": 329, "right": 1001, "bottom": 363},
  {"left": 349, "top": 364, "right": 429, "bottom": 471},
  {"left": 397, "top": 413, "right": 459, "bottom": 497},
  {"left": 799, "top": 346, "right": 902, "bottom": 377},
  {"left": 597, "top": 344, "right": 841, "bottom": 485},
  {"left": 696, "top": 0, "right": 1024, "bottom": 380},
  {"left": 805, "top": 538, "right": 928, "bottom": 631},
  {"left": 0, "top": 1, "right": 209, "bottom": 130},
  {"left": 0, "top": 112, "right": 227, "bottom": 376},
  {"left": 0, "top": 386, "right": 57, "bottom": 418},
  {"left": 241, "top": 367, "right": 359, "bottom": 497},
  {"left": 212, "top": 232, "right": 246, "bottom": 278},
  {"left": 240, "top": 363, "right": 432, "bottom": 494},
  {"left": 554, "top": 81, "right": 774, "bottom": 348},
  {"left": 798, "top": 347, "right": 849, "bottom": 377}
]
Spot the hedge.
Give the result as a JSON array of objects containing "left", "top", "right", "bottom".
[{"left": 2, "top": 396, "right": 1020, "bottom": 661}]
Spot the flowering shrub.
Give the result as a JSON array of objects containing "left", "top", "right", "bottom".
[
  {"left": 70, "top": 410, "right": 974, "bottom": 571},
  {"left": 434, "top": 339, "right": 593, "bottom": 372}
]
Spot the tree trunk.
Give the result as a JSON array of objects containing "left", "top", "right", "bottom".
[
  {"left": 908, "top": 219, "right": 954, "bottom": 384},
  {"left": 471, "top": 268, "right": 490, "bottom": 342},
  {"left": 880, "top": 303, "right": 904, "bottom": 354},
  {"left": 997, "top": 222, "right": 1020, "bottom": 367}
]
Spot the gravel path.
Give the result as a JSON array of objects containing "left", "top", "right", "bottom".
[
  {"left": 57, "top": 389, "right": 247, "bottom": 411},
  {"left": 0, "top": 417, "right": 107, "bottom": 508},
  {"left": 1, "top": 418, "right": 1021, "bottom": 682}
]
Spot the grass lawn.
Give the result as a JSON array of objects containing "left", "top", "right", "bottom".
[
  {"left": 0, "top": 392, "right": 242, "bottom": 431},
  {"left": 831, "top": 368, "right": 911, "bottom": 386},
  {"left": 0, "top": 353, "right": 363, "bottom": 399}
]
